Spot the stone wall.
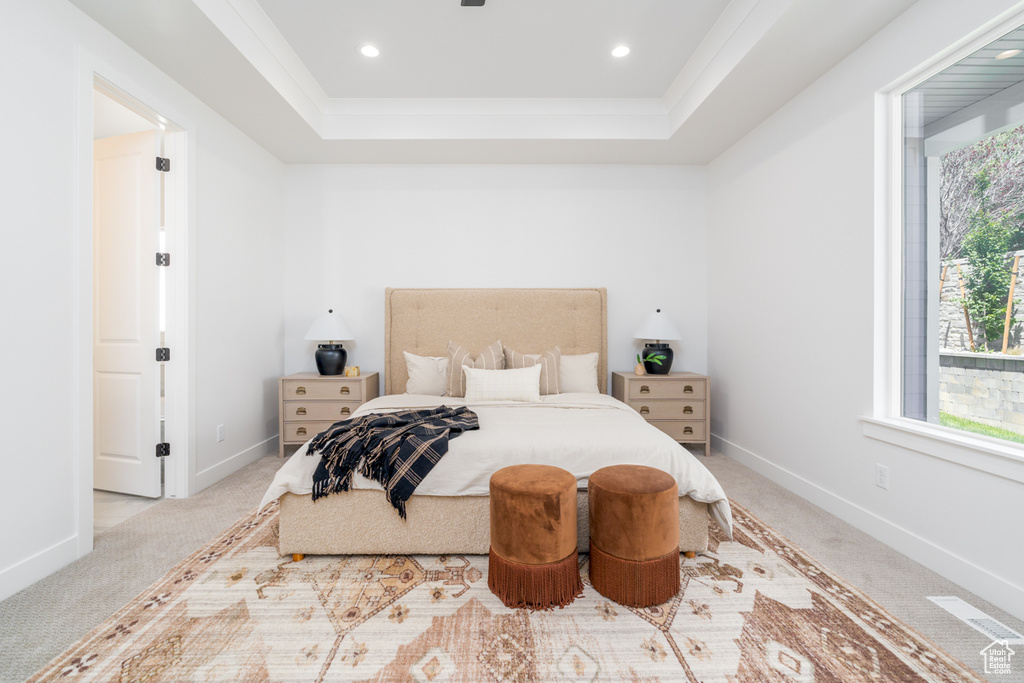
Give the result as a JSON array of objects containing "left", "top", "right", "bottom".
[
  {"left": 939, "top": 351, "right": 1024, "bottom": 434},
  {"left": 939, "top": 250, "right": 1024, "bottom": 351}
]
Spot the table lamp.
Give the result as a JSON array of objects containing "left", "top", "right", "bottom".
[
  {"left": 305, "top": 308, "right": 353, "bottom": 375},
  {"left": 633, "top": 308, "right": 682, "bottom": 375}
]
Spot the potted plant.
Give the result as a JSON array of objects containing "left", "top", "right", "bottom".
[{"left": 635, "top": 351, "right": 667, "bottom": 376}]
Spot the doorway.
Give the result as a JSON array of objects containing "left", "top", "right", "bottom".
[{"left": 90, "top": 84, "right": 185, "bottom": 537}]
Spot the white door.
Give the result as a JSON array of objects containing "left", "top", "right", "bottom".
[{"left": 93, "top": 130, "right": 162, "bottom": 497}]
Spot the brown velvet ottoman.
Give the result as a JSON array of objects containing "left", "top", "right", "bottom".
[
  {"left": 488, "top": 464, "right": 584, "bottom": 610},
  {"left": 588, "top": 464, "right": 680, "bottom": 607}
]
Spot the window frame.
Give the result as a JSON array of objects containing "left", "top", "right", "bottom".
[{"left": 867, "top": 9, "right": 1024, "bottom": 482}]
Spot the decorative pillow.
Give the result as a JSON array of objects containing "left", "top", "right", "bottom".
[
  {"left": 504, "top": 346, "right": 561, "bottom": 395},
  {"left": 403, "top": 352, "right": 448, "bottom": 396},
  {"left": 464, "top": 365, "right": 542, "bottom": 402},
  {"left": 446, "top": 340, "right": 505, "bottom": 397},
  {"left": 559, "top": 352, "right": 600, "bottom": 393}
]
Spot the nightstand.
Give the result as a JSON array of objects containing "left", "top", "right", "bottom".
[
  {"left": 611, "top": 371, "right": 710, "bottom": 455},
  {"left": 278, "top": 372, "right": 380, "bottom": 457}
]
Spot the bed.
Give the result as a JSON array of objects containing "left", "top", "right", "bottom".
[{"left": 261, "top": 287, "right": 732, "bottom": 557}]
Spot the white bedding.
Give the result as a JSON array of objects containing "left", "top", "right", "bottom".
[{"left": 260, "top": 393, "right": 733, "bottom": 537}]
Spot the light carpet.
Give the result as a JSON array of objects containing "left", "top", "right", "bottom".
[{"left": 30, "top": 501, "right": 980, "bottom": 682}]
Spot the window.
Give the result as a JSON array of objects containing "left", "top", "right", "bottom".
[{"left": 900, "top": 25, "right": 1024, "bottom": 446}]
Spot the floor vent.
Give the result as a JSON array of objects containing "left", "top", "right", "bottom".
[
  {"left": 968, "top": 618, "right": 1022, "bottom": 642},
  {"left": 928, "top": 596, "right": 1024, "bottom": 644}
]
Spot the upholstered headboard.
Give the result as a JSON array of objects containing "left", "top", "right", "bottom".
[{"left": 384, "top": 288, "right": 608, "bottom": 396}]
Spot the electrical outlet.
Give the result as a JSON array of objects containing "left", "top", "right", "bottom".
[
  {"left": 216, "top": 424, "right": 225, "bottom": 442},
  {"left": 875, "top": 464, "right": 889, "bottom": 490}
]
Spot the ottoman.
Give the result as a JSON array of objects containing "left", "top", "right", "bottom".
[
  {"left": 588, "top": 464, "right": 680, "bottom": 607},
  {"left": 488, "top": 464, "right": 584, "bottom": 610}
]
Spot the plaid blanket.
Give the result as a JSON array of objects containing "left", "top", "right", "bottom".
[{"left": 307, "top": 406, "right": 480, "bottom": 519}]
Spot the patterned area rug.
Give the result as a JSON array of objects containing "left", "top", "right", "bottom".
[{"left": 31, "top": 501, "right": 980, "bottom": 682}]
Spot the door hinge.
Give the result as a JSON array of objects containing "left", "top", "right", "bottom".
[
  {"left": 156, "top": 157, "right": 170, "bottom": 172},
  {"left": 156, "top": 253, "right": 170, "bottom": 266},
  {"left": 156, "top": 347, "right": 171, "bottom": 362},
  {"left": 156, "top": 442, "right": 171, "bottom": 457}
]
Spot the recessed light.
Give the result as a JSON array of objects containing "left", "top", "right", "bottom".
[
  {"left": 360, "top": 44, "right": 380, "bottom": 58},
  {"left": 995, "top": 49, "right": 1022, "bottom": 60},
  {"left": 612, "top": 45, "right": 630, "bottom": 58}
]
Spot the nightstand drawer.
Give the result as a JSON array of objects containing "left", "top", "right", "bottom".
[
  {"left": 628, "top": 399, "right": 705, "bottom": 420},
  {"left": 282, "top": 380, "right": 362, "bottom": 401},
  {"left": 282, "top": 401, "right": 361, "bottom": 422},
  {"left": 651, "top": 420, "right": 706, "bottom": 442},
  {"left": 283, "top": 421, "right": 335, "bottom": 443},
  {"left": 628, "top": 378, "right": 706, "bottom": 400}
]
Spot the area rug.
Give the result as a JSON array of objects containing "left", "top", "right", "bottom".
[{"left": 30, "top": 501, "right": 980, "bottom": 682}]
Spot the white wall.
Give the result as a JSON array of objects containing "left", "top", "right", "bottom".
[
  {"left": 0, "top": 0, "right": 285, "bottom": 601},
  {"left": 283, "top": 165, "right": 708, "bottom": 387},
  {"left": 192, "top": 130, "right": 286, "bottom": 486},
  {"left": 708, "top": 0, "right": 1024, "bottom": 620}
]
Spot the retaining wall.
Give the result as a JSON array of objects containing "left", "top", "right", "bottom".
[{"left": 939, "top": 351, "right": 1024, "bottom": 434}]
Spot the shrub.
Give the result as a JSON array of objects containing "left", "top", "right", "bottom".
[{"left": 958, "top": 171, "right": 1024, "bottom": 350}]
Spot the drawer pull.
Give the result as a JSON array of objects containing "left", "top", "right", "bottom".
[
  {"left": 640, "top": 385, "right": 650, "bottom": 394},
  {"left": 683, "top": 385, "right": 694, "bottom": 394},
  {"left": 341, "top": 407, "right": 350, "bottom": 416},
  {"left": 639, "top": 406, "right": 650, "bottom": 415},
  {"left": 295, "top": 407, "right": 307, "bottom": 416},
  {"left": 683, "top": 426, "right": 694, "bottom": 435},
  {"left": 296, "top": 427, "right": 307, "bottom": 436},
  {"left": 340, "top": 386, "right": 350, "bottom": 395},
  {"left": 296, "top": 386, "right": 307, "bottom": 395},
  {"left": 683, "top": 406, "right": 693, "bottom": 415}
]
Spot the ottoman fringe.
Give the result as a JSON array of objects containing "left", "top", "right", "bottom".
[
  {"left": 589, "top": 542, "right": 680, "bottom": 608},
  {"left": 488, "top": 548, "right": 583, "bottom": 610}
]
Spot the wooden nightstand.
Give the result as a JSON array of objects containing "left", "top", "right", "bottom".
[
  {"left": 278, "top": 372, "right": 380, "bottom": 457},
  {"left": 611, "top": 371, "right": 710, "bottom": 455}
]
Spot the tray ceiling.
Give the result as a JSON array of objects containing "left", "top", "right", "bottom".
[
  {"left": 69, "top": 0, "right": 921, "bottom": 163},
  {"left": 258, "top": 0, "right": 730, "bottom": 100}
]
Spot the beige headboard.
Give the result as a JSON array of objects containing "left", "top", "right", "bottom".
[{"left": 384, "top": 288, "right": 608, "bottom": 396}]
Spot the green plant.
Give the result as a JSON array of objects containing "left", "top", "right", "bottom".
[
  {"left": 956, "top": 170, "right": 1024, "bottom": 351},
  {"left": 637, "top": 351, "right": 667, "bottom": 366}
]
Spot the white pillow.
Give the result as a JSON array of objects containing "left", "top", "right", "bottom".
[
  {"left": 464, "top": 365, "right": 542, "bottom": 402},
  {"left": 403, "top": 352, "right": 449, "bottom": 396},
  {"left": 559, "top": 353, "right": 600, "bottom": 393}
]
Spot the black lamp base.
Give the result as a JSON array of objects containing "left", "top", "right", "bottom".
[
  {"left": 315, "top": 344, "right": 347, "bottom": 375},
  {"left": 642, "top": 343, "right": 674, "bottom": 375}
]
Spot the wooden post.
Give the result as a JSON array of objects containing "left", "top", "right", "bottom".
[
  {"left": 939, "top": 264, "right": 948, "bottom": 302},
  {"left": 1002, "top": 254, "right": 1021, "bottom": 353},
  {"left": 957, "top": 264, "right": 975, "bottom": 351}
]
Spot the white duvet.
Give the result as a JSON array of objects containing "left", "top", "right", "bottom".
[{"left": 260, "top": 393, "right": 732, "bottom": 537}]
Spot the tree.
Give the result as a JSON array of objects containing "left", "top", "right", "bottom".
[
  {"left": 940, "top": 124, "right": 1024, "bottom": 259},
  {"left": 958, "top": 171, "right": 1024, "bottom": 350}
]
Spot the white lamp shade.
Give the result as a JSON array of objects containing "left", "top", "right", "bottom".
[
  {"left": 633, "top": 308, "right": 682, "bottom": 341},
  {"left": 304, "top": 309, "right": 354, "bottom": 342}
]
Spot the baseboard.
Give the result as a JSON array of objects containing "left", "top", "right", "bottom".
[
  {"left": 0, "top": 536, "right": 78, "bottom": 603},
  {"left": 712, "top": 434, "right": 1024, "bottom": 623},
  {"left": 194, "top": 436, "right": 277, "bottom": 494}
]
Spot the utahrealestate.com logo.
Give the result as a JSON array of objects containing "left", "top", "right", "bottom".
[{"left": 981, "top": 640, "right": 1015, "bottom": 675}]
